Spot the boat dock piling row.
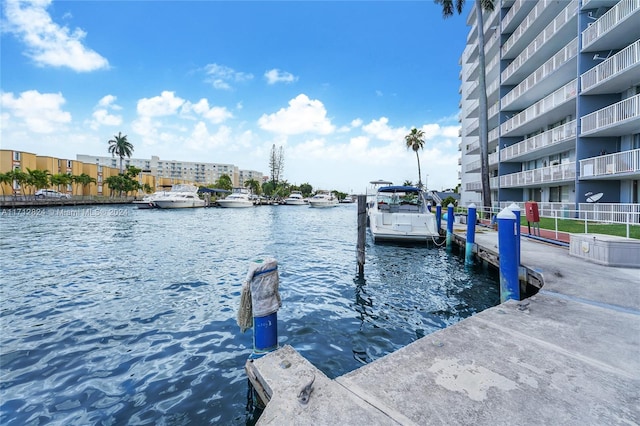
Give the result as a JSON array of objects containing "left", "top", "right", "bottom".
[{"left": 246, "top": 213, "right": 640, "bottom": 424}]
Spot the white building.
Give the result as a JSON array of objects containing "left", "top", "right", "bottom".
[
  {"left": 459, "top": 0, "right": 640, "bottom": 218},
  {"left": 77, "top": 154, "right": 263, "bottom": 187}
]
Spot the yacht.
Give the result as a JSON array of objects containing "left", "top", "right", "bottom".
[
  {"left": 283, "top": 191, "right": 307, "bottom": 205},
  {"left": 133, "top": 190, "right": 168, "bottom": 209},
  {"left": 368, "top": 185, "right": 438, "bottom": 243},
  {"left": 308, "top": 191, "right": 338, "bottom": 208},
  {"left": 217, "top": 188, "right": 254, "bottom": 208},
  {"left": 153, "top": 184, "right": 205, "bottom": 209}
]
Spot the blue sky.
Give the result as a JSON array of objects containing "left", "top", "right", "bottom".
[{"left": 1, "top": 0, "right": 470, "bottom": 193}]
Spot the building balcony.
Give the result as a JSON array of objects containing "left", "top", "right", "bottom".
[
  {"left": 466, "top": 118, "right": 479, "bottom": 136},
  {"left": 490, "top": 176, "right": 499, "bottom": 189},
  {"left": 488, "top": 151, "right": 499, "bottom": 167},
  {"left": 501, "top": 120, "right": 577, "bottom": 162},
  {"left": 501, "top": 0, "right": 578, "bottom": 85},
  {"left": 467, "top": 140, "right": 480, "bottom": 155},
  {"left": 581, "top": 39, "right": 640, "bottom": 95},
  {"left": 466, "top": 180, "right": 482, "bottom": 192},
  {"left": 500, "top": 162, "right": 576, "bottom": 188},
  {"left": 464, "top": 99, "right": 479, "bottom": 119},
  {"left": 465, "top": 159, "right": 481, "bottom": 173},
  {"left": 501, "top": 38, "right": 578, "bottom": 110},
  {"left": 580, "top": 148, "right": 640, "bottom": 179},
  {"left": 502, "top": 0, "right": 536, "bottom": 34},
  {"left": 501, "top": 0, "right": 567, "bottom": 60},
  {"left": 501, "top": 79, "right": 577, "bottom": 137},
  {"left": 581, "top": 93, "right": 640, "bottom": 137},
  {"left": 582, "top": 0, "right": 640, "bottom": 52}
]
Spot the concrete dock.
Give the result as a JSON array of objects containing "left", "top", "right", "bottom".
[{"left": 246, "top": 227, "right": 639, "bottom": 425}]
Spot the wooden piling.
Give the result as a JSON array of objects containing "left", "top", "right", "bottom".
[{"left": 357, "top": 195, "right": 367, "bottom": 274}]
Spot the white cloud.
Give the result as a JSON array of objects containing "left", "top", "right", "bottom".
[
  {"left": 137, "top": 91, "right": 185, "bottom": 117},
  {"left": 182, "top": 99, "right": 233, "bottom": 124},
  {"left": 204, "top": 63, "right": 253, "bottom": 90},
  {"left": 258, "top": 94, "right": 335, "bottom": 135},
  {"left": 3, "top": 0, "right": 108, "bottom": 72},
  {"left": 362, "top": 117, "right": 407, "bottom": 142},
  {"left": 88, "top": 95, "right": 122, "bottom": 129},
  {"left": 1, "top": 90, "right": 71, "bottom": 133},
  {"left": 264, "top": 69, "right": 298, "bottom": 85}
]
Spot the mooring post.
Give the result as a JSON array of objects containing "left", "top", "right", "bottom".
[
  {"left": 497, "top": 208, "right": 520, "bottom": 303},
  {"left": 436, "top": 203, "right": 442, "bottom": 233},
  {"left": 240, "top": 257, "right": 281, "bottom": 359},
  {"left": 446, "top": 203, "right": 454, "bottom": 251},
  {"left": 508, "top": 203, "right": 521, "bottom": 267},
  {"left": 357, "top": 195, "right": 367, "bottom": 274},
  {"left": 465, "top": 203, "right": 477, "bottom": 265}
]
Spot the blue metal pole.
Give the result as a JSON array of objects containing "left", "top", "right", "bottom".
[
  {"left": 446, "top": 203, "right": 454, "bottom": 251},
  {"left": 508, "top": 203, "right": 521, "bottom": 268},
  {"left": 497, "top": 208, "right": 520, "bottom": 303},
  {"left": 253, "top": 312, "right": 278, "bottom": 356},
  {"left": 465, "top": 203, "right": 477, "bottom": 265},
  {"left": 436, "top": 203, "right": 442, "bottom": 233}
]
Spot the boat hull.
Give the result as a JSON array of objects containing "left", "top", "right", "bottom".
[
  {"left": 369, "top": 212, "right": 439, "bottom": 242},
  {"left": 308, "top": 201, "right": 338, "bottom": 208},
  {"left": 217, "top": 200, "right": 253, "bottom": 208},
  {"left": 154, "top": 200, "right": 205, "bottom": 209}
]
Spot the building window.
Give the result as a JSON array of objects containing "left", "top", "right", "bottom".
[{"left": 13, "top": 151, "right": 21, "bottom": 161}]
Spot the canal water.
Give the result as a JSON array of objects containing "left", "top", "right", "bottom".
[{"left": 0, "top": 204, "right": 499, "bottom": 425}]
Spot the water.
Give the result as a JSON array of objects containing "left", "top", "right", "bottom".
[{"left": 0, "top": 204, "right": 499, "bottom": 425}]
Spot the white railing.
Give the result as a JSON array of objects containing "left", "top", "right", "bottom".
[
  {"left": 466, "top": 181, "right": 482, "bottom": 191},
  {"left": 502, "top": 0, "right": 526, "bottom": 32},
  {"left": 501, "top": 0, "right": 578, "bottom": 83},
  {"left": 581, "top": 39, "right": 640, "bottom": 92},
  {"left": 582, "top": 0, "right": 640, "bottom": 50},
  {"left": 488, "top": 127, "right": 499, "bottom": 143},
  {"left": 489, "top": 151, "right": 499, "bottom": 166},
  {"left": 488, "top": 101, "right": 500, "bottom": 120},
  {"left": 467, "top": 140, "right": 480, "bottom": 153},
  {"left": 501, "top": 79, "right": 577, "bottom": 135},
  {"left": 467, "top": 118, "right": 479, "bottom": 135},
  {"left": 502, "top": 0, "right": 555, "bottom": 57},
  {"left": 502, "top": 38, "right": 578, "bottom": 109},
  {"left": 580, "top": 148, "right": 640, "bottom": 177},
  {"left": 465, "top": 159, "right": 481, "bottom": 173},
  {"left": 581, "top": 93, "right": 640, "bottom": 134},
  {"left": 501, "top": 120, "right": 577, "bottom": 161},
  {"left": 491, "top": 202, "right": 640, "bottom": 238},
  {"left": 500, "top": 162, "right": 576, "bottom": 187}
]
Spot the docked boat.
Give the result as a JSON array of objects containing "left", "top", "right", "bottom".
[
  {"left": 217, "top": 188, "right": 254, "bottom": 208},
  {"left": 283, "top": 191, "right": 307, "bottom": 205},
  {"left": 133, "top": 190, "right": 168, "bottom": 209},
  {"left": 153, "top": 184, "right": 205, "bottom": 209},
  {"left": 340, "top": 195, "right": 355, "bottom": 204},
  {"left": 308, "top": 191, "right": 338, "bottom": 208},
  {"left": 368, "top": 185, "right": 438, "bottom": 243}
]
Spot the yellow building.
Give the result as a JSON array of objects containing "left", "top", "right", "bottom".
[{"left": 0, "top": 149, "right": 38, "bottom": 196}]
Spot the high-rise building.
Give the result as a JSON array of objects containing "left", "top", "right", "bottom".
[{"left": 459, "top": 0, "right": 639, "bottom": 220}]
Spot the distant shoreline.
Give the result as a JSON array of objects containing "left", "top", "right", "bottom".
[{"left": 0, "top": 197, "right": 133, "bottom": 209}]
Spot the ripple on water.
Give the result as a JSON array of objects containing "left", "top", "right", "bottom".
[{"left": 0, "top": 204, "right": 498, "bottom": 424}]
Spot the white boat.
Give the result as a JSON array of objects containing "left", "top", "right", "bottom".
[
  {"left": 153, "top": 184, "right": 205, "bottom": 209},
  {"left": 133, "top": 190, "right": 168, "bottom": 209},
  {"left": 217, "top": 188, "right": 254, "bottom": 208},
  {"left": 368, "top": 185, "right": 439, "bottom": 243},
  {"left": 283, "top": 191, "right": 307, "bottom": 205},
  {"left": 340, "top": 195, "right": 355, "bottom": 204},
  {"left": 308, "top": 191, "right": 338, "bottom": 208}
]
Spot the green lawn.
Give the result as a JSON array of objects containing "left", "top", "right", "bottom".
[{"left": 521, "top": 216, "right": 640, "bottom": 239}]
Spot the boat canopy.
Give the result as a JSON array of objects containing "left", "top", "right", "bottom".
[{"left": 377, "top": 185, "right": 421, "bottom": 193}]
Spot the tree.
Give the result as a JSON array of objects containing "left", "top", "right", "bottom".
[
  {"left": 436, "top": 0, "right": 494, "bottom": 213},
  {"left": 403, "top": 180, "right": 414, "bottom": 186},
  {"left": 244, "top": 178, "right": 261, "bottom": 195},
  {"left": 11, "top": 169, "right": 28, "bottom": 198},
  {"left": 74, "top": 173, "right": 97, "bottom": 199},
  {"left": 215, "top": 174, "right": 233, "bottom": 191},
  {"left": 299, "top": 183, "right": 313, "bottom": 198},
  {"left": 108, "top": 132, "right": 134, "bottom": 173},
  {"left": 269, "top": 144, "right": 284, "bottom": 184},
  {"left": 404, "top": 128, "right": 426, "bottom": 188},
  {"left": 0, "top": 172, "right": 12, "bottom": 199},
  {"left": 26, "top": 168, "right": 50, "bottom": 198}
]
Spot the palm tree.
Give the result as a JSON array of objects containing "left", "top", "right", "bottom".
[
  {"left": 435, "top": 0, "right": 494, "bottom": 213},
  {"left": 405, "top": 127, "right": 426, "bottom": 188},
  {"left": 108, "top": 132, "right": 134, "bottom": 173},
  {"left": 244, "top": 178, "right": 261, "bottom": 195},
  {"left": 26, "top": 168, "right": 50, "bottom": 199},
  {"left": 74, "top": 173, "right": 97, "bottom": 199},
  {"left": 0, "top": 172, "right": 13, "bottom": 201}
]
